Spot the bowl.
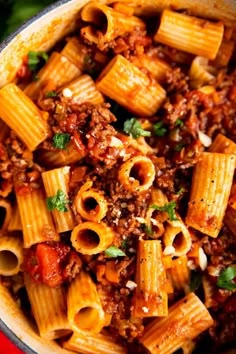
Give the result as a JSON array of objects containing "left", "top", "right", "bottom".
[{"left": 0, "top": 0, "right": 236, "bottom": 353}]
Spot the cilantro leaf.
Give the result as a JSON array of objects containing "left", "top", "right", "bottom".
[
  {"left": 190, "top": 270, "right": 202, "bottom": 292},
  {"left": 123, "top": 118, "right": 151, "bottom": 139},
  {"left": 53, "top": 133, "right": 70, "bottom": 150},
  {"left": 45, "top": 91, "right": 58, "bottom": 98},
  {"left": 175, "top": 119, "right": 184, "bottom": 127},
  {"left": 46, "top": 189, "right": 69, "bottom": 212},
  {"left": 150, "top": 201, "right": 178, "bottom": 221},
  {"left": 153, "top": 121, "right": 167, "bottom": 137},
  {"left": 217, "top": 266, "right": 236, "bottom": 291},
  {"left": 27, "top": 51, "right": 48, "bottom": 72},
  {"left": 105, "top": 246, "right": 126, "bottom": 258}
]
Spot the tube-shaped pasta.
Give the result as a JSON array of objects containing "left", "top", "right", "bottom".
[
  {"left": 120, "top": 134, "right": 154, "bottom": 156},
  {"left": 36, "top": 142, "right": 85, "bottom": 168},
  {"left": 7, "top": 204, "right": 22, "bottom": 231},
  {"left": 0, "top": 198, "right": 12, "bottom": 231},
  {"left": 60, "top": 37, "right": 88, "bottom": 71},
  {"left": 60, "top": 75, "right": 104, "bottom": 105},
  {"left": 209, "top": 133, "right": 236, "bottom": 156},
  {"left": 118, "top": 155, "right": 155, "bottom": 193},
  {"left": 163, "top": 216, "right": 192, "bottom": 257},
  {"left": 145, "top": 188, "right": 168, "bottom": 238},
  {"left": 186, "top": 152, "right": 235, "bottom": 237},
  {"left": 132, "top": 240, "right": 168, "bottom": 317},
  {"left": 189, "top": 56, "right": 215, "bottom": 89},
  {"left": 67, "top": 272, "right": 105, "bottom": 333},
  {"left": 80, "top": 2, "right": 145, "bottom": 44},
  {"left": 0, "top": 83, "right": 49, "bottom": 151},
  {"left": 202, "top": 276, "right": 216, "bottom": 308},
  {"left": 154, "top": 9, "right": 224, "bottom": 60},
  {"left": 71, "top": 221, "right": 114, "bottom": 255},
  {"left": 181, "top": 340, "right": 196, "bottom": 354},
  {"left": 73, "top": 181, "right": 108, "bottom": 222},
  {"left": 213, "top": 39, "right": 234, "bottom": 67},
  {"left": 24, "top": 274, "right": 71, "bottom": 340},
  {"left": 131, "top": 54, "right": 172, "bottom": 83},
  {"left": 96, "top": 54, "right": 166, "bottom": 116},
  {"left": 0, "top": 236, "right": 23, "bottom": 276},
  {"left": 42, "top": 166, "right": 75, "bottom": 233},
  {"left": 24, "top": 52, "right": 81, "bottom": 100},
  {"left": 140, "top": 292, "right": 214, "bottom": 354},
  {"left": 16, "top": 187, "right": 59, "bottom": 248},
  {"left": 167, "top": 256, "right": 190, "bottom": 294},
  {"left": 63, "top": 330, "right": 126, "bottom": 354}
]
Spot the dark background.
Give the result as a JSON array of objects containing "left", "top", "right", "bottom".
[{"left": 0, "top": 0, "right": 55, "bottom": 42}]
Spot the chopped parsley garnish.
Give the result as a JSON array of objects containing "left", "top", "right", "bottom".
[
  {"left": 153, "top": 121, "right": 167, "bottom": 137},
  {"left": 143, "top": 224, "right": 153, "bottom": 236},
  {"left": 217, "top": 266, "right": 236, "bottom": 291},
  {"left": 46, "top": 189, "right": 69, "bottom": 212},
  {"left": 53, "top": 133, "right": 70, "bottom": 150},
  {"left": 190, "top": 270, "right": 202, "bottom": 292},
  {"left": 45, "top": 91, "right": 58, "bottom": 98},
  {"left": 123, "top": 118, "right": 151, "bottom": 139},
  {"left": 175, "top": 119, "right": 184, "bottom": 127},
  {"left": 176, "top": 187, "right": 185, "bottom": 195},
  {"left": 150, "top": 201, "right": 178, "bottom": 221},
  {"left": 175, "top": 142, "right": 185, "bottom": 152},
  {"left": 105, "top": 246, "right": 126, "bottom": 258},
  {"left": 27, "top": 51, "right": 48, "bottom": 72}
]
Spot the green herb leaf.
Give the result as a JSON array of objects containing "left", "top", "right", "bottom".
[
  {"left": 45, "top": 91, "right": 58, "bottom": 98},
  {"left": 46, "top": 189, "right": 69, "bottom": 212},
  {"left": 175, "top": 119, "right": 184, "bottom": 127},
  {"left": 217, "top": 266, "right": 236, "bottom": 291},
  {"left": 53, "top": 133, "right": 70, "bottom": 150},
  {"left": 150, "top": 201, "right": 178, "bottom": 221},
  {"left": 105, "top": 246, "right": 126, "bottom": 258},
  {"left": 153, "top": 121, "right": 167, "bottom": 137},
  {"left": 176, "top": 187, "right": 185, "bottom": 195},
  {"left": 123, "top": 118, "right": 151, "bottom": 139},
  {"left": 143, "top": 224, "right": 153, "bottom": 236},
  {"left": 190, "top": 270, "right": 202, "bottom": 292},
  {"left": 175, "top": 142, "right": 185, "bottom": 152},
  {"left": 28, "top": 51, "right": 48, "bottom": 72}
]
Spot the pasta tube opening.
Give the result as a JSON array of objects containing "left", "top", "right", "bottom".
[
  {"left": 74, "top": 306, "right": 102, "bottom": 331},
  {"left": 71, "top": 221, "right": 114, "bottom": 255},
  {"left": 163, "top": 220, "right": 192, "bottom": 257},
  {"left": 0, "top": 250, "right": 18, "bottom": 273},
  {"left": 75, "top": 228, "right": 100, "bottom": 249},
  {"left": 118, "top": 156, "right": 155, "bottom": 193},
  {"left": 0, "top": 237, "right": 23, "bottom": 276},
  {"left": 74, "top": 186, "right": 108, "bottom": 222},
  {"left": 81, "top": 7, "right": 108, "bottom": 40}
]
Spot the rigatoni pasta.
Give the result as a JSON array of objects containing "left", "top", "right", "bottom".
[
  {"left": 140, "top": 292, "right": 214, "bottom": 354},
  {"left": 67, "top": 271, "right": 105, "bottom": 333},
  {"left": 96, "top": 54, "right": 166, "bottom": 116},
  {"left": 186, "top": 152, "right": 235, "bottom": 237},
  {"left": 154, "top": 9, "right": 224, "bottom": 59},
  {"left": 80, "top": 2, "right": 145, "bottom": 45},
  {"left": 132, "top": 240, "right": 168, "bottom": 317},
  {"left": 0, "top": 83, "right": 49, "bottom": 151}
]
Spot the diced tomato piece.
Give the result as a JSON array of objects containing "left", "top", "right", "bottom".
[{"left": 36, "top": 243, "right": 62, "bottom": 287}]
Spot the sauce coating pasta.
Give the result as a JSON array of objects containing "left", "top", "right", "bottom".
[{"left": 0, "top": 2, "right": 236, "bottom": 353}]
